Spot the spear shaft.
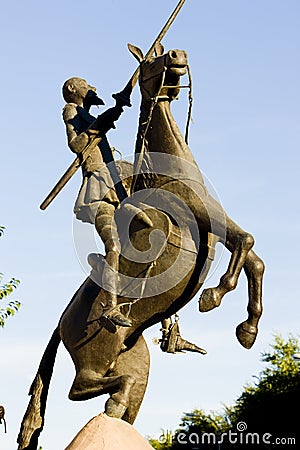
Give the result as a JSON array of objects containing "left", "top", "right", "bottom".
[{"left": 113, "top": 0, "right": 187, "bottom": 103}]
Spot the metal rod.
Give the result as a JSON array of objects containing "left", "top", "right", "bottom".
[{"left": 116, "top": 0, "right": 187, "bottom": 99}]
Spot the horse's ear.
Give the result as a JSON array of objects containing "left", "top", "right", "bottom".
[
  {"left": 127, "top": 43, "right": 144, "bottom": 62},
  {"left": 154, "top": 42, "right": 165, "bottom": 56}
]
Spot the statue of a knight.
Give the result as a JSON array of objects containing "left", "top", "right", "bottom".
[
  {"left": 62, "top": 76, "right": 208, "bottom": 354},
  {"left": 62, "top": 77, "right": 152, "bottom": 328}
]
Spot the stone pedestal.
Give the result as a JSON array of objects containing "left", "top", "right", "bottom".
[{"left": 65, "top": 413, "right": 154, "bottom": 450}]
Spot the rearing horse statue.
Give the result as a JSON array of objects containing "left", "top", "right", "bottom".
[
  {"left": 17, "top": 45, "right": 264, "bottom": 450},
  {"left": 128, "top": 42, "right": 264, "bottom": 345}
]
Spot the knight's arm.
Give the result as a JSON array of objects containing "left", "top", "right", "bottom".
[
  {"left": 62, "top": 104, "right": 91, "bottom": 154},
  {"left": 63, "top": 104, "right": 124, "bottom": 155}
]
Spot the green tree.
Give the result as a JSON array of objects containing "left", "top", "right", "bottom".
[
  {"left": 148, "top": 409, "right": 232, "bottom": 449},
  {"left": 148, "top": 333, "right": 300, "bottom": 449},
  {"left": 170, "top": 409, "right": 231, "bottom": 450},
  {"left": 148, "top": 429, "right": 173, "bottom": 449},
  {"left": 0, "top": 226, "right": 21, "bottom": 327},
  {"left": 229, "top": 333, "right": 300, "bottom": 444}
]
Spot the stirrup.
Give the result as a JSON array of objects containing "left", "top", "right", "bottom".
[{"left": 102, "top": 304, "right": 132, "bottom": 328}]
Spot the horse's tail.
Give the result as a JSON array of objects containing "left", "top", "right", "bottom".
[{"left": 17, "top": 327, "right": 61, "bottom": 450}]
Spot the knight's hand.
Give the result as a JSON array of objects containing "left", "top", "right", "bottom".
[
  {"left": 112, "top": 89, "right": 132, "bottom": 107},
  {"left": 93, "top": 106, "right": 124, "bottom": 135}
]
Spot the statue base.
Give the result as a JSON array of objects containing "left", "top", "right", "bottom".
[{"left": 65, "top": 413, "right": 154, "bottom": 449}]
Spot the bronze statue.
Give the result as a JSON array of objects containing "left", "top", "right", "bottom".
[
  {"left": 128, "top": 43, "right": 264, "bottom": 347},
  {"left": 62, "top": 75, "right": 201, "bottom": 345},
  {"left": 18, "top": 44, "right": 264, "bottom": 449}
]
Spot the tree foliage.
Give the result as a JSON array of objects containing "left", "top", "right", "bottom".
[
  {"left": 229, "top": 333, "right": 300, "bottom": 442},
  {"left": 148, "top": 429, "right": 173, "bottom": 450},
  {"left": 0, "top": 226, "right": 21, "bottom": 327},
  {"left": 148, "top": 333, "right": 300, "bottom": 449}
]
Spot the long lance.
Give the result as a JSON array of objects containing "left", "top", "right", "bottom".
[{"left": 40, "top": 0, "right": 186, "bottom": 210}]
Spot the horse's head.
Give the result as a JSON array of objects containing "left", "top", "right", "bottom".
[{"left": 128, "top": 43, "right": 188, "bottom": 103}]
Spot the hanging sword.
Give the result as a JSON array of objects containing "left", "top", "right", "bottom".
[{"left": 40, "top": 0, "right": 187, "bottom": 210}]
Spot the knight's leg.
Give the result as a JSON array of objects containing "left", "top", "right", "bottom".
[
  {"left": 159, "top": 318, "right": 206, "bottom": 354},
  {"left": 95, "top": 202, "right": 132, "bottom": 327},
  {"left": 159, "top": 318, "right": 172, "bottom": 352}
]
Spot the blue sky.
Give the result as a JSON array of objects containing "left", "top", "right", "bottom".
[{"left": 1, "top": 0, "right": 300, "bottom": 448}]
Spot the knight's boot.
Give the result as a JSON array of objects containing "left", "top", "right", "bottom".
[
  {"left": 104, "top": 293, "right": 132, "bottom": 327},
  {"left": 106, "top": 305, "right": 132, "bottom": 328},
  {"left": 160, "top": 319, "right": 206, "bottom": 355},
  {"left": 102, "top": 258, "right": 132, "bottom": 328},
  {"left": 174, "top": 336, "right": 207, "bottom": 354},
  {"left": 102, "top": 265, "right": 132, "bottom": 327}
]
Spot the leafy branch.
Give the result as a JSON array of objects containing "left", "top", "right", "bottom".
[{"left": 0, "top": 227, "right": 21, "bottom": 327}]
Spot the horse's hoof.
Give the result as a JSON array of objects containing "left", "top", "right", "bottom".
[
  {"left": 105, "top": 397, "right": 127, "bottom": 419},
  {"left": 199, "top": 288, "right": 221, "bottom": 312},
  {"left": 236, "top": 321, "right": 258, "bottom": 349}
]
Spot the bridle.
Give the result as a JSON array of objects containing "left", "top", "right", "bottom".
[
  {"left": 131, "top": 55, "right": 193, "bottom": 193},
  {"left": 123, "top": 55, "right": 194, "bottom": 311}
]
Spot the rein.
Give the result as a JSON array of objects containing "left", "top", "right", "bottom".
[
  {"left": 124, "top": 60, "right": 194, "bottom": 312},
  {"left": 131, "top": 67, "right": 167, "bottom": 193},
  {"left": 185, "top": 64, "right": 193, "bottom": 144},
  {"left": 153, "top": 63, "right": 193, "bottom": 144},
  {"left": 131, "top": 61, "right": 193, "bottom": 194}
]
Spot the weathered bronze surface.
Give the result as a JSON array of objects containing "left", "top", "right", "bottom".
[{"left": 18, "top": 44, "right": 264, "bottom": 450}]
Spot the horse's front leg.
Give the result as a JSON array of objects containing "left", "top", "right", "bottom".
[{"left": 199, "top": 214, "right": 254, "bottom": 312}]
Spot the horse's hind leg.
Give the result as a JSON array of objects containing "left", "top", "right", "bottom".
[
  {"left": 69, "top": 370, "right": 136, "bottom": 418},
  {"left": 108, "top": 334, "right": 150, "bottom": 424},
  {"left": 236, "top": 249, "right": 265, "bottom": 349},
  {"left": 199, "top": 212, "right": 254, "bottom": 312},
  {"left": 69, "top": 335, "right": 150, "bottom": 421}
]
